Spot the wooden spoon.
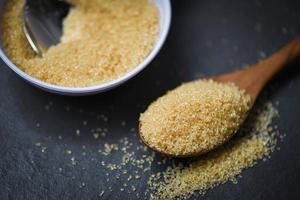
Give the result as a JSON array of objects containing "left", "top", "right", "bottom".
[{"left": 139, "top": 38, "right": 300, "bottom": 157}]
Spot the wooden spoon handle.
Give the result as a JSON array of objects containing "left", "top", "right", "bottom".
[
  {"left": 286, "top": 38, "right": 300, "bottom": 61},
  {"left": 245, "top": 38, "right": 300, "bottom": 101},
  {"left": 257, "top": 38, "right": 300, "bottom": 80},
  {"left": 215, "top": 38, "right": 300, "bottom": 103}
]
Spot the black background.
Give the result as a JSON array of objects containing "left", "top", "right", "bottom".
[{"left": 1, "top": 0, "right": 300, "bottom": 199}]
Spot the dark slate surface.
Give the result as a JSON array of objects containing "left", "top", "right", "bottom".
[{"left": 0, "top": 0, "right": 300, "bottom": 199}]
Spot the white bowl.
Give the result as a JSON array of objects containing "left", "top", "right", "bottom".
[{"left": 0, "top": 0, "right": 171, "bottom": 95}]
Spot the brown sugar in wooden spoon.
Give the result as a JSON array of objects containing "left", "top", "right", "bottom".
[{"left": 139, "top": 38, "right": 300, "bottom": 158}]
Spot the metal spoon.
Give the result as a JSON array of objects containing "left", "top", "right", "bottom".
[
  {"left": 139, "top": 38, "right": 300, "bottom": 157},
  {"left": 23, "top": 0, "right": 71, "bottom": 57}
]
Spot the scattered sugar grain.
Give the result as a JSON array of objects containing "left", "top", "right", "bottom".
[
  {"left": 135, "top": 175, "right": 141, "bottom": 179},
  {"left": 99, "top": 191, "right": 105, "bottom": 197},
  {"left": 76, "top": 129, "right": 81, "bottom": 136},
  {"left": 41, "top": 147, "right": 47, "bottom": 153},
  {"left": 127, "top": 175, "right": 132, "bottom": 181},
  {"left": 131, "top": 186, "right": 137, "bottom": 192},
  {"left": 35, "top": 142, "right": 47, "bottom": 153},
  {"left": 71, "top": 157, "right": 77, "bottom": 165},
  {"left": 93, "top": 133, "right": 99, "bottom": 140},
  {"left": 66, "top": 150, "right": 72, "bottom": 155}
]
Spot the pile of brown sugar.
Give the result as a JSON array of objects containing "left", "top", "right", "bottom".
[
  {"left": 146, "top": 101, "right": 279, "bottom": 200},
  {"left": 2, "top": 0, "right": 159, "bottom": 87},
  {"left": 139, "top": 79, "right": 251, "bottom": 156}
]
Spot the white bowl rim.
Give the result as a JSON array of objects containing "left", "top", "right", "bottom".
[{"left": 0, "top": 0, "right": 171, "bottom": 95}]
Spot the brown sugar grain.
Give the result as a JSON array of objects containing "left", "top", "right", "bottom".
[
  {"left": 2, "top": 0, "right": 159, "bottom": 87},
  {"left": 139, "top": 79, "right": 251, "bottom": 157}
]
